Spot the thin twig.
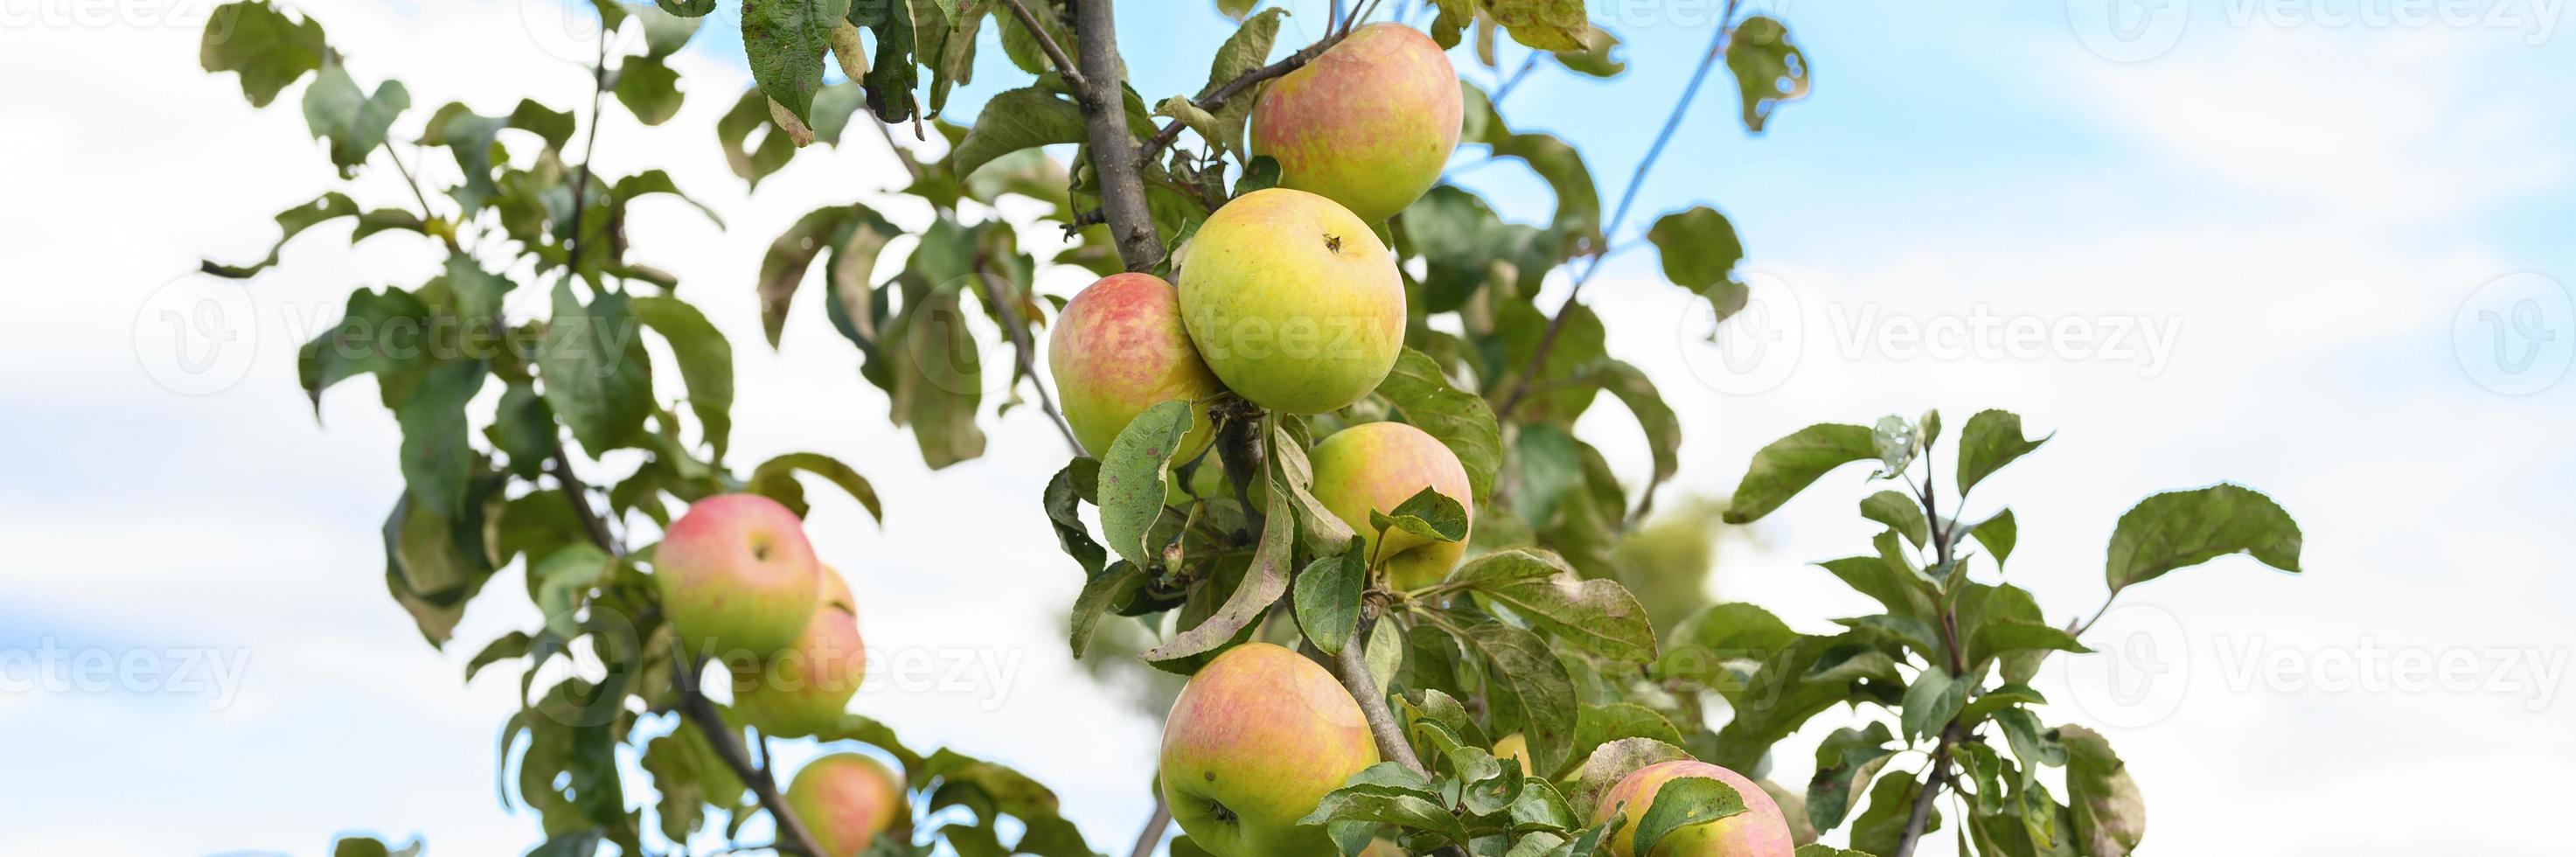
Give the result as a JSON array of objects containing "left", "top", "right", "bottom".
[
  {"left": 1493, "top": 0, "right": 1738, "bottom": 416},
  {"left": 381, "top": 144, "right": 461, "bottom": 253},
  {"left": 1135, "top": 29, "right": 1351, "bottom": 169},
  {"left": 1488, "top": 52, "right": 1541, "bottom": 105},
  {"left": 995, "top": 0, "right": 1088, "bottom": 94},
  {"left": 561, "top": 26, "right": 612, "bottom": 278},
  {"left": 1126, "top": 791, "right": 1172, "bottom": 857},
  {"left": 971, "top": 254, "right": 1085, "bottom": 455}
]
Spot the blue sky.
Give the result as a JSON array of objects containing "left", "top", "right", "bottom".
[{"left": 3, "top": 0, "right": 2574, "bottom": 854}]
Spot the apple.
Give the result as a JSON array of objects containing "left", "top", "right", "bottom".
[
  {"left": 1160, "top": 642, "right": 1380, "bottom": 856},
  {"left": 1048, "top": 272, "right": 1225, "bottom": 459},
  {"left": 1591, "top": 760, "right": 1795, "bottom": 857},
  {"left": 1250, "top": 22, "right": 1462, "bottom": 224},
  {"left": 1307, "top": 422, "right": 1473, "bottom": 590},
  {"left": 732, "top": 566, "right": 867, "bottom": 738},
  {"left": 1179, "top": 187, "right": 1404, "bottom": 415},
  {"left": 1358, "top": 838, "right": 1408, "bottom": 857},
  {"left": 653, "top": 493, "right": 820, "bottom": 659},
  {"left": 786, "top": 752, "right": 907, "bottom": 857},
  {"left": 1493, "top": 733, "right": 1534, "bottom": 777}
]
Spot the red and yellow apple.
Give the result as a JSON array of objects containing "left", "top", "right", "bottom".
[
  {"left": 1048, "top": 272, "right": 1224, "bottom": 459},
  {"left": 732, "top": 566, "right": 867, "bottom": 738},
  {"left": 1179, "top": 188, "right": 1404, "bottom": 415},
  {"left": 653, "top": 493, "right": 820, "bottom": 658},
  {"left": 786, "top": 752, "right": 907, "bottom": 857},
  {"left": 1591, "top": 760, "right": 1796, "bottom": 857},
  {"left": 1250, "top": 22, "right": 1463, "bottom": 224},
  {"left": 1159, "top": 642, "right": 1380, "bottom": 856},
  {"left": 1307, "top": 422, "right": 1473, "bottom": 590}
]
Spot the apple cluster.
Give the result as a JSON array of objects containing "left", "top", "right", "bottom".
[{"left": 651, "top": 493, "right": 901, "bottom": 854}]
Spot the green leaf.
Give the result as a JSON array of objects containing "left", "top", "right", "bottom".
[
  {"left": 1292, "top": 541, "right": 1368, "bottom": 656},
  {"left": 1971, "top": 620, "right": 2091, "bottom": 667},
  {"left": 757, "top": 204, "right": 897, "bottom": 348},
  {"left": 1368, "top": 484, "right": 1471, "bottom": 546},
  {"left": 381, "top": 486, "right": 499, "bottom": 646},
  {"left": 1097, "top": 399, "right": 1193, "bottom": 569},
  {"left": 1705, "top": 635, "right": 1899, "bottom": 773},
  {"left": 1646, "top": 205, "right": 1748, "bottom": 322},
  {"left": 538, "top": 280, "right": 653, "bottom": 456},
  {"left": 1807, "top": 721, "right": 1897, "bottom": 833},
  {"left": 717, "top": 87, "right": 801, "bottom": 189},
  {"left": 1296, "top": 764, "right": 1466, "bottom": 840},
  {"left": 1143, "top": 440, "right": 1296, "bottom": 664},
  {"left": 1552, "top": 24, "right": 1626, "bottom": 76},
  {"left": 1452, "top": 549, "right": 1656, "bottom": 663},
  {"left": 613, "top": 57, "right": 686, "bottom": 125},
  {"left": 1069, "top": 561, "right": 1143, "bottom": 658},
  {"left": 2061, "top": 725, "right": 2146, "bottom": 856},
  {"left": 1993, "top": 707, "right": 2065, "bottom": 787},
  {"left": 1197, "top": 6, "right": 1287, "bottom": 158},
  {"left": 1461, "top": 84, "right": 1602, "bottom": 254},
  {"left": 1860, "top": 491, "right": 1928, "bottom": 549},
  {"left": 1585, "top": 359, "right": 1681, "bottom": 514},
  {"left": 628, "top": 296, "right": 734, "bottom": 459},
  {"left": 1900, "top": 665, "right": 1975, "bottom": 742},
  {"left": 296, "top": 284, "right": 425, "bottom": 406},
  {"left": 742, "top": 0, "right": 853, "bottom": 122},
  {"left": 880, "top": 268, "right": 986, "bottom": 468},
  {"left": 1564, "top": 703, "right": 1683, "bottom": 783},
  {"left": 851, "top": 0, "right": 921, "bottom": 122},
  {"left": 1632, "top": 776, "right": 1749, "bottom": 855},
  {"left": 1484, "top": 0, "right": 1587, "bottom": 52},
  {"left": 300, "top": 64, "right": 408, "bottom": 178},
  {"left": 1456, "top": 617, "right": 1577, "bottom": 776},
  {"left": 1373, "top": 348, "right": 1503, "bottom": 503},
  {"left": 203, "top": 192, "right": 358, "bottom": 279},
  {"left": 2105, "top": 484, "right": 2303, "bottom": 594},
  {"left": 745, "top": 452, "right": 883, "bottom": 521},
  {"left": 1563, "top": 736, "right": 1693, "bottom": 819},
  {"left": 421, "top": 100, "right": 574, "bottom": 212},
  {"left": 1967, "top": 508, "right": 2017, "bottom": 569},
  {"left": 1723, "top": 423, "right": 1876, "bottom": 524},
  {"left": 395, "top": 359, "right": 486, "bottom": 515},
  {"left": 952, "top": 87, "right": 1086, "bottom": 180},
  {"left": 1724, "top": 15, "right": 1808, "bottom": 132},
  {"left": 1955, "top": 409, "right": 2050, "bottom": 497},
  {"left": 201, "top": 1, "right": 326, "bottom": 108},
  {"left": 1043, "top": 459, "right": 1108, "bottom": 575}
]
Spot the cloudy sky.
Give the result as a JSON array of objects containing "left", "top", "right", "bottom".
[{"left": 3, "top": 0, "right": 2572, "bottom": 854}]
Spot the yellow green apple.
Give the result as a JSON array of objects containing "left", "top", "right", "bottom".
[
  {"left": 1178, "top": 187, "right": 1404, "bottom": 415},
  {"left": 653, "top": 493, "right": 820, "bottom": 659},
  {"left": 1493, "top": 733, "right": 1534, "bottom": 776},
  {"left": 1160, "top": 642, "right": 1380, "bottom": 856},
  {"left": 732, "top": 566, "right": 867, "bottom": 738},
  {"left": 1307, "top": 422, "right": 1473, "bottom": 589},
  {"left": 1250, "top": 22, "right": 1462, "bottom": 223},
  {"left": 1048, "top": 272, "right": 1224, "bottom": 459},
  {"left": 1591, "top": 759, "right": 1795, "bottom": 857},
  {"left": 786, "top": 752, "right": 907, "bottom": 856}
]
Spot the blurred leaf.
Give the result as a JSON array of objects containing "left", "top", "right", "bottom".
[
  {"left": 203, "top": 192, "right": 356, "bottom": 278},
  {"left": 2106, "top": 484, "right": 2303, "bottom": 594},
  {"left": 1724, "top": 16, "right": 1808, "bottom": 132},
  {"left": 1484, "top": 0, "right": 1585, "bottom": 51},
  {"left": 300, "top": 64, "right": 408, "bottom": 178},
  {"left": 853, "top": 0, "right": 921, "bottom": 122},
  {"left": 1900, "top": 664, "right": 1976, "bottom": 743},
  {"left": 613, "top": 57, "right": 685, "bottom": 125},
  {"left": 718, "top": 87, "right": 801, "bottom": 189},
  {"left": 1043, "top": 459, "right": 1109, "bottom": 575},
  {"left": 1200, "top": 7, "right": 1288, "bottom": 158},
  {"left": 1461, "top": 84, "right": 1601, "bottom": 254},
  {"left": 746, "top": 451, "right": 883, "bottom": 521},
  {"left": 1552, "top": 24, "right": 1625, "bottom": 76},
  {"left": 2062, "top": 725, "right": 2146, "bottom": 856},
  {"left": 395, "top": 359, "right": 486, "bottom": 515},
  {"left": 1646, "top": 206, "right": 1747, "bottom": 321},
  {"left": 201, "top": 1, "right": 325, "bottom": 108},
  {"left": 1068, "top": 561, "right": 1142, "bottom": 658},
  {"left": 1850, "top": 771, "right": 1938, "bottom": 856},
  {"left": 296, "top": 283, "right": 424, "bottom": 407},
  {"left": 1584, "top": 359, "right": 1680, "bottom": 515},
  {"left": 1807, "top": 721, "right": 1897, "bottom": 833},
  {"left": 1723, "top": 423, "right": 1875, "bottom": 524},
  {"left": 630, "top": 296, "right": 734, "bottom": 460},
  {"left": 538, "top": 280, "right": 653, "bottom": 456},
  {"left": 1563, "top": 736, "right": 1692, "bottom": 819}
]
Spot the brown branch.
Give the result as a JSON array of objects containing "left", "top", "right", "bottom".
[
  {"left": 1494, "top": 0, "right": 1739, "bottom": 416},
  {"left": 1890, "top": 724, "right": 1959, "bottom": 857},
  {"left": 1127, "top": 791, "right": 1173, "bottom": 857},
  {"left": 550, "top": 450, "right": 827, "bottom": 857},
  {"left": 1333, "top": 616, "right": 1430, "bottom": 777},
  {"left": 970, "top": 254, "right": 1085, "bottom": 455},
  {"left": 1066, "top": 0, "right": 1163, "bottom": 271},
  {"left": 996, "top": 0, "right": 1088, "bottom": 94}
]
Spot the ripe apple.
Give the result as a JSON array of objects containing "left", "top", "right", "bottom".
[
  {"left": 1048, "top": 272, "right": 1224, "bottom": 459},
  {"left": 1179, "top": 187, "right": 1404, "bottom": 415},
  {"left": 1250, "top": 23, "right": 1462, "bottom": 223},
  {"left": 786, "top": 752, "right": 907, "bottom": 857},
  {"left": 653, "top": 493, "right": 821, "bottom": 659},
  {"left": 1307, "top": 422, "right": 1473, "bottom": 590},
  {"left": 1160, "top": 642, "right": 1380, "bottom": 856},
  {"left": 732, "top": 566, "right": 867, "bottom": 738},
  {"left": 1591, "top": 759, "right": 1795, "bottom": 857}
]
